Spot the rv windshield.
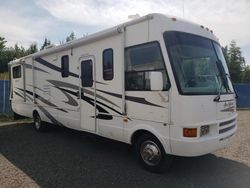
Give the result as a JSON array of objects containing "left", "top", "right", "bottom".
[{"left": 164, "top": 31, "right": 234, "bottom": 95}]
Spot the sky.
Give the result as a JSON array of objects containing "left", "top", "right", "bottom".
[{"left": 0, "top": 0, "right": 250, "bottom": 64}]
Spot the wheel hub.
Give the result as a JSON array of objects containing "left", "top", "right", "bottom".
[
  {"left": 34, "top": 117, "right": 40, "bottom": 129},
  {"left": 140, "top": 141, "right": 162, "bottom": 166}
]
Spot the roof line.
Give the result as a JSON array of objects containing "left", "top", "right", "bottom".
[{"left": 10, "top": 14, "right": 154, "bottom": 63}]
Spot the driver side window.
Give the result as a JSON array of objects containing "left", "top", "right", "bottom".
[{"left": 125, "top": 42, "right": 170, "bottom": 91}]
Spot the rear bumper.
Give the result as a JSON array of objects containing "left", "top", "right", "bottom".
[{"left": 168, "top": 119, "right": 237, "bottom": 156}]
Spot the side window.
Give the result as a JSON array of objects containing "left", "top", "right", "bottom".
[
  {"left": 61, "top": 55, "right": 69, "bottom": 77},
  {"left": 13, "top": 65, "right": 21, "bottom": 79},
  {"left": 103, "top": 48, "right": 113, "bottom": 80},
  {"left": 125, "top": 42, "right": 170, "bottom": 91},
  {"left": 81, "top": 60, "right": 93, "bottom": 87}
]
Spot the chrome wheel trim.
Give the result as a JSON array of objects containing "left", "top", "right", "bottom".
[
  {"left": 140, "top": 140, "right": 162, "bottom": 166},
  {"left": 34, "top": 116, "right": 41, "bottom": 129}
]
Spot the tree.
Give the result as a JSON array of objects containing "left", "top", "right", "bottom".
[
  {"left": 0, "top": 37, "right": 6, "bottom": 51},
  {"left": 0, "top": 38, "right": 38, "bottom": 73},
  {"left": 222, "top": 46, "right": 229, "bottom": 66},
  {"left": 241, "top": 65, "right": 250, "bottom": 83},
  {"left": 0, "top": 37, "right": 7, "bottom": 72},
  {"left": 40, "top": 37, "right": 51, "bottom": 50},
  {"left": 13, "top": 43, "right": 26, "bottom": 58},
  {"left": 66, "top": 32, "right": 76, "bottom": 42},
  {"left": 226, "top": 40, "right": 245, "bottom": 83},
  {"left": 26, "top": 43, "right": 38, "bottom": 54}
]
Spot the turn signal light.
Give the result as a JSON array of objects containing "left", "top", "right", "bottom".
[
  {"left": 171, "top": 17, "right": 177, "bottom": 21},
  {"left": 183, "top": 128, "right": 197, "bottom": 137}
]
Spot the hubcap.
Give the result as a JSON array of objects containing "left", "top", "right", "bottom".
[
  {"left": 34, "top": 117, "right": 40, "bottom": 129},
  {"left": 140, "top": 141, "right": 162, "bottom": 166}
]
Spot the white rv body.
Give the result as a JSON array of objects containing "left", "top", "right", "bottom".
[{"left": 9, "top": 13, "right": 237, "bottom": 157}]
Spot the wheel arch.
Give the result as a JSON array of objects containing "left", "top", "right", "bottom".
[
  {"left": 33, "top": 109, "right": 39, "bottom": 118},
  {"left": 130, "top": 128, "right": 168, "bottom": 154}
]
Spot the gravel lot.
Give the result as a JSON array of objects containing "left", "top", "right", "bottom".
[
  {"left": 0, "top": 110, "right": 250, "bottom": 188},
  {"left": 215, "top": 110, "right": 250, "bottom": 166}
]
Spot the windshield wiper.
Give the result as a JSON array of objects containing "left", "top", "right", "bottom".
[
  {"left": 214, "top": 74, "right": 223, "bottom": 102},
  {"left": 227, "top": 75, "right": 238, "bottom": 99},
  {"left": 214, "top": 60, "right": 229, "bottom": 102}
]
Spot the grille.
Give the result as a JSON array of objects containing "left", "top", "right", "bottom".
[{"left": 219, "top": 118, "right": 236, "bottom": 134}]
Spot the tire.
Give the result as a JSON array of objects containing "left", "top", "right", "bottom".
[
  {"left": 33, "top": 113, "right": 47, "bottom": 132},
  {"left": 135, "top": 133, "right": 173, "bottom": 173}
]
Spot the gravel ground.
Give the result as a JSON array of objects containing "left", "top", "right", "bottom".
[
  {"left": 0, "top": 111, "right": 250, "bottom": 188},
  {"left": 0, "top": 154, "right": 39, "bottom": 188}
]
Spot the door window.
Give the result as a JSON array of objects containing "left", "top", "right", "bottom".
[{"left": 81, "top": 60, "right": 93, "bottom": 87}]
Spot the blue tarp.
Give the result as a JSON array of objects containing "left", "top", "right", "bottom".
[
  {"left": 0, "top": 80, "right": 13, "bottom": 115},
  {"left": 234, "top": 84, "right": 250, "bottom": 108}
]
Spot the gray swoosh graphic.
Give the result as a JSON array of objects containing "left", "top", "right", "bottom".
[
  {"left": 16, "top": 88, "right": 68, "bottom": 113},
  {"left": 25, "top": 64, "right": 49, "bottom": 74},
  {"left": 38, "top": 106, "right": 64, "bottom": 126},
  {"left": 55, "top": 86, "right": 78, "bottom": 106},
  {"left": 47, "top": 80, "right": 119, "bottom": 108}
]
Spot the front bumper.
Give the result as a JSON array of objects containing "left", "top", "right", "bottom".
[{"left": 168, "top": 118, "right": 237, "bottom": 156}]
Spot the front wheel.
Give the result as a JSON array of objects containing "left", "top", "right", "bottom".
[
  {"left": 33, "top": 113, "right": 47, "bottom": 132},
  {"left": 135, "top": 134, "right": 173, "bottom": 173}
]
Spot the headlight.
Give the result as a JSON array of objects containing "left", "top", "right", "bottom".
[{"left": 200, "top": 125, "right": 209, "bottom": 137}]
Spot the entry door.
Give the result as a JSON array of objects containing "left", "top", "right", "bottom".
[
  {"left": 12, "top": 64, "right": 25, "bottom": 102},
  {"left": 79, "top": 56, "right": 96, "bottom": 132}
]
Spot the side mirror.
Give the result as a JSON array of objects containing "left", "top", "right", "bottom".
[{"left": 150, "top": 71, "right": 163, "bottom": 91}]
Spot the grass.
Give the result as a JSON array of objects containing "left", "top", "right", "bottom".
[
  {"left": 0, "top": 72, "right": 9, "bottom": 80},
  {"left": 0, "top": 114, "right": 13, "bottom": 122}
]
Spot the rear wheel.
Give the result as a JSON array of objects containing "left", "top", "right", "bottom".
[
  {"left": 135, "top": 133, "right": 172, "bottom": 173},
  {"left": 33, "top": 113, "right": 47, "bottom": 132}
]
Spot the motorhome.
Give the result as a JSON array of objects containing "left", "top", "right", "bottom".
[{"left": 9, "top": 13, "right": 237, "bottom": 172}]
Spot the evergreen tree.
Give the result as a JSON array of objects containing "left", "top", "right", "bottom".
[
  {"left": 241, "top": 65, "right": 250, "bottom": 83},
  {"left": 222, "top": 46, "right": 229, "bottom": 66},
  {"left": 66, "top": 32, "right": 76, "bottom": 42},
  {"left": 227, "top": 40, "right": 245, "bottom": 83},
  {"left": 13, "top": 44, "right": 26, "bottom": 58},
  {"left": 40, "top": 37, "right": 51, "bottom": 50},
  {"left": 0, "top": 37, "right": 38, "bottom": 73},
  {"left": 0, "top": 37, "right": 6, "bottom": 51},
  {"left": 26, "top": 43, "right": 38, "bottom": 54}
]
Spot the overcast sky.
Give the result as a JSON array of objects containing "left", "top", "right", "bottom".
[{"left": 1, "top": 0, "right": 250, "bottom": 63}]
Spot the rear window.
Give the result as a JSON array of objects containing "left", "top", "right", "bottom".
[{"left": 13, "top": 65, "right": 21, "bottom": 79}]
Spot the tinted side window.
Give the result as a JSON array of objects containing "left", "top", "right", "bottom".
[
  {"left": 125, "top": 42, "right": 170, "bottom": 91},
  {"left": 13, "top": 65, "right": 21, "bottom": 79},
  {"left": 61, "top": 55, "right": 69, "bottom": 77},
  {"left": 81, "top": 60, "right": 93, "bottom": 87},
  {"left": 103, "top": 49, "right": 113, "bottom": 80}
]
